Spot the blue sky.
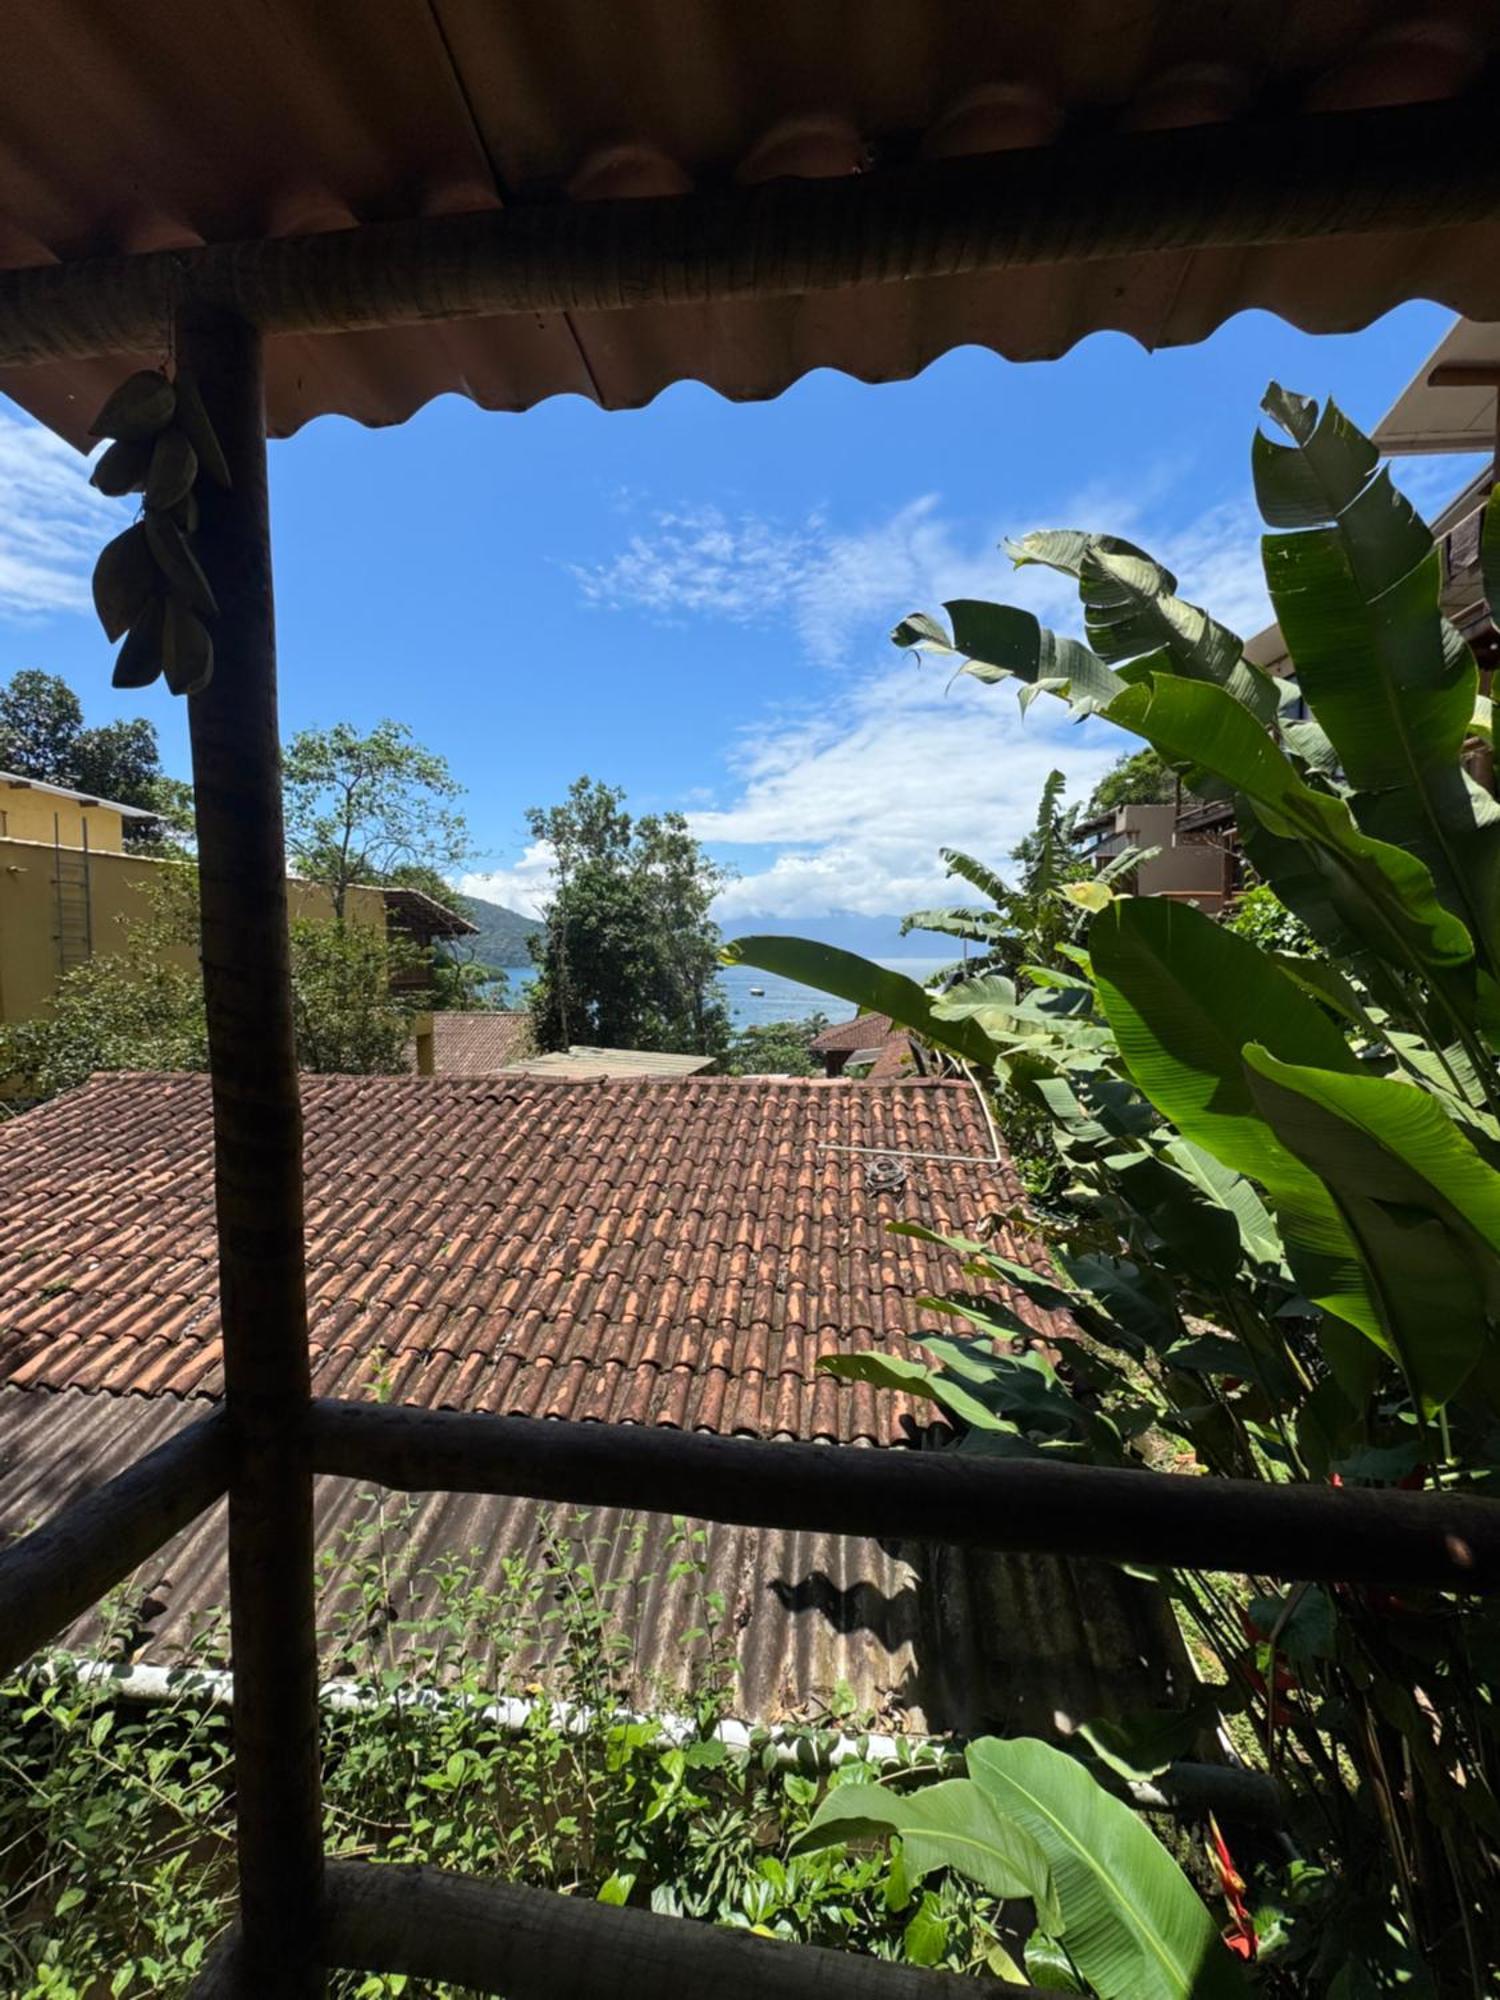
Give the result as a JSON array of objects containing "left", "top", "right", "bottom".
[{"left": 0, "top": 299, "right": 1484, "bottom": 937}]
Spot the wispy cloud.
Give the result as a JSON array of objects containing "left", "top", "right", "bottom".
[
  {"left": 0, "top": 411, "right": 117, "bottom": 619},
  {"left": 561, "top": 478, "right": 1275, "bottom": 920}
]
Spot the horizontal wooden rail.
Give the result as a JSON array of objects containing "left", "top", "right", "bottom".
[
  {"left": 0, "top": 1411, "right": 229, "bottom": 1676},
  {"left": 318, "top": 1860, "right": 1028, "bottom": 1997},
  {"left": 310, "top": 1399, "right": 1500, "bottom": 1590},
  {"left": 3, "top": 87, "right": 1500, "bottom": 366}
]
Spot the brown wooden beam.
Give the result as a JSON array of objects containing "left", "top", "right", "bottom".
[
  {"left": 309, "top": 1399, "right": 1500, "bottom": 1590},
  {"left": 1427, "top": 363, "right": 1500, "bottom": 388},
  {"left": 0, "top": 1413, "right": 227, "bottom": 1677},
  {"left": 320, "top": 1861, "right": 1030, "bottom": 1997},
  {"left": 4, "top": 90, "right": 1500, "bottom": 367},
  {"left": 178, "top": 304, "right": 324, "bottom": 1996}
]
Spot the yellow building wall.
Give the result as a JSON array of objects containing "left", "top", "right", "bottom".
[
  {"left": 0, "top": 837, "right": 386, "bottom": 1024},
  {"left": 0, "top": 779, "right": 127, "bottom": 853}
]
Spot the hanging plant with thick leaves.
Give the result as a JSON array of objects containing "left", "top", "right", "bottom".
[{"left": 88, "top": 367, "right": 230, "bottom": 698}]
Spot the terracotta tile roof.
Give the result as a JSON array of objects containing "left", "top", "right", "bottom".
[
  {"left": 0, "top": 1072, "right": 1064, "bottom": 1444},
  {"left": 421, "top": 1011, "right": 536, "bottom": 1075},
  {"left": 867, "top": 1033, "right": 917, "bottom": 1081},
  {"left": 810, "top": 1013, "right": 896, "bottom": 1056}
]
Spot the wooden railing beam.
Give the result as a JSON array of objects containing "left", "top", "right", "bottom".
[
  {"left": 310, "top": 1398, "right": 1500, "bottom": 1590},
  {"left": 320, "top": 1861, "right": 1031, "bottom": 1997},
  {"left": 0, "top": 1414, "right": 228, "bottom": 1677},
  {"left": 3, "top": 89, "right": 1500, "bottom": 367}
]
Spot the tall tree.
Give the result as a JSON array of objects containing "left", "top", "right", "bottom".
[
  {"left": 282, "top": 719, "right": 469, "bottom": 919},
  {"left": 527, "top": 775, "right": 729, "bottom": 1057},
  {"left": 0, "top": 668, "right": 83, "bottom": 782},
  {"left": 0, "top": 668, "right": 167, "bottom": 819}
]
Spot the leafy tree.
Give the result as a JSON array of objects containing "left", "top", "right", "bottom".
[
  {"left": 725, "top": 1014, "right": 829, "bottom": 1076},
  {"left": 0, "top": 668, "right": 84, "bottom": 782},
  {"left": 0, "top": 668, "right": 166, "bottom": 823},
  {"left": 527, "top": 776, "right": 729, "bottom": 1057},
  {"left": 283, "top": 719, "right": 469, "bottom": 920},
  {"left": 0, "top": 867, "right": 417, "bottom": 1102},
  {"left": 1083, "top": 745, "right": 1188, "bottom": 819}
]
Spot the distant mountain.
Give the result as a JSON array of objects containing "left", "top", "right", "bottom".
[
  {"left": 719, "top": 910, "right": 980, "bottom": 961},
  {"left": 458, "top": 894, "right": 544, "bottom": 969}
]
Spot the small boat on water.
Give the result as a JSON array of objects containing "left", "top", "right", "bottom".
[{"left": 749, "top": 985, "right": 765, "bottom": 997}]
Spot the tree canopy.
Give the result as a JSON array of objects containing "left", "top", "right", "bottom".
[
  {"left": 526, "top": 776, "right": 729, "bottom": 1058},
  {"left": 0, "top": 668, "right": 170, "bottom": 830},
  {"left": 1084, "top": 745, "right": 1190, "bottom": 820},
  {"left": 283, "top": 719, "right": 470, "bottom": 919}
]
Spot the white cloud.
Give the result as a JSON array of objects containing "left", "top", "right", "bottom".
[
  {"left": 0, "top": 411, "right": 118, "bottom": 619},
  {"left": 696, "top": 666, "right": 1122, "bottom": 920},
  {"left": 572, "top": 475, "right": 1273, "bottom": 680},
  {"left": 559, "top": 477, "right": 1277, "bottom": 920},
  {"left": 461, "top": 840, "right": 557, "bottom": 918}
]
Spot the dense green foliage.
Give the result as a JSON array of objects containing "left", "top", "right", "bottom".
[
  {"left": 527, "top": 776, "right": 729, "bottom": 1059},
  {"left": 0, "top": 870, "right": 417, "bottom": 1101},
  {"left": 284, "top": 719, "right": 470, "bottom": 921},
  {"left": 724, "top": 1014, "right": 830, "bottom": 1076},
  {"left": 0, "top": 668, "right": 179, "bottom": 839},
  {"left": 731, "top": 387, "right": 1500, "bottom": 1991},
  {"left": 1, "top": 1504, "right": 1029, "bottom": 1997},
  {"left": 1222, "top": 883, "right": 1318, "bottom": 959},
  {"left": 1084, "top": 745, "right": 1190, "bottom": 819}
]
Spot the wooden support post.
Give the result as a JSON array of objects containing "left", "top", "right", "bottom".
[
  {"left": 0, "top": 1412, "right": 228, "bottom": 1676},
  {"left": 321, "top": 1862, "right": 1030, "bottom": 1997},
  {"left": 178, "top": 303, "right": 324, "bottom": 1994},
  {"left": 310, "top": 1398, "right": 1500, "bottom": 1590}
]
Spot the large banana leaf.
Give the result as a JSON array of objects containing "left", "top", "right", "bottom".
[
  {"left": 892, "top": 598, "right": 1124, "bottom": 717},
  {"left": 1255, "top": 385, "right": 1500, "bottom": 975},
  {"left": 720, "top": 937, "right": 1001, "bottom": 1068},
  {"left": 967, "top": 1738, "right": 1247, "bottom": 1999},
  {"left": 1108, "top": 675, "right": 1474, "bottom": 979},
  {"left": 1243, "top": 1047, "right": 1500, "bottom": 1410},
  {"left": 1089, "top": 898, "right": 1376, "bottom": 1337},
  {"left": 1010, "top": 530, "right": 1278, "bottom": 725},
  {"left": 938, "top": 846, "right": 1013, "bottom": 906},
  {"left": 789, "top": 1776, "right": 1056, "bottom": 1919}
]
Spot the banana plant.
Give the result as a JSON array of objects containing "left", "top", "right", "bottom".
[
  {"left": 792, "top": 1737, "right": 1248, "bottom": 1998},
  {"left": 728, "top": 388, "right": 1500, "bottom": 1989}
]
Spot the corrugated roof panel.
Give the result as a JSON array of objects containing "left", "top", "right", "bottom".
[{"left": 0, "top": 1385, "right": 1187, "bottom": 1732}]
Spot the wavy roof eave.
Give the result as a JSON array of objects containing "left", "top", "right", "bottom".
[{"left": 4, "top": 2, "right": 1500, "bottom": 445}]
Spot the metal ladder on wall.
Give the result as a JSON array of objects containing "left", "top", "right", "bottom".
[{"left": 52, "top": 810, "right": 92, "bottom": 973}]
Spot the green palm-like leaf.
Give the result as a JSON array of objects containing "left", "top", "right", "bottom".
[
  {"left": 1010, "top": 531, "right": 1278, "bottom": 724},
  {"left": 967, "top": 1738, "right": 1247, "bottom": 1999},
  {"left": 1089, "top": 897, "right": 1377, "bottom": 1338},
  {"left": 1108, "top": 676, "right": 1474, "bottom": 978},
  {"left": 789, "top": 1776, "right": 1057, "bottom": 1922},
  {"left": 1243, "top": 1047, "right": 1500, "bottom": 1410},
  {"left": 938, "top": 846, "right": 1013, "bottom": 906},
  {"left": 1256, "top": 385, "right": 1500, "bottom": 975},
  {"left": 900, "top": 905, "right": 1012, "bottom": 946},
  {"left": 893, "top": 599, "right": 1124, "bottom": 717}
]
